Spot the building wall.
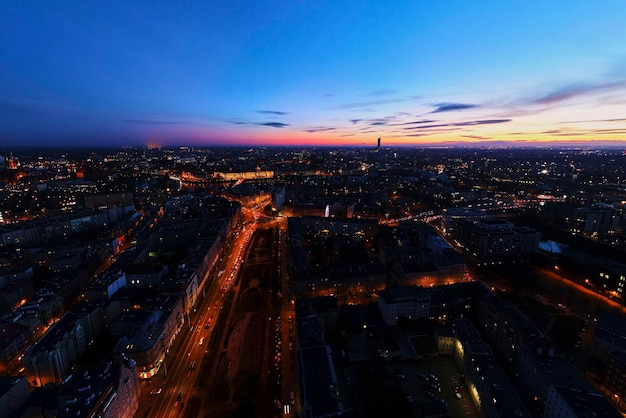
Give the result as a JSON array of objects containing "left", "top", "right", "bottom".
[{"left": 0, "top": 376, "right": 30, "bottom": 417}]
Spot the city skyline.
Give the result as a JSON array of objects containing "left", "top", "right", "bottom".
[{"left": 2, "top": 1, "right": 626, "bottom": 147}]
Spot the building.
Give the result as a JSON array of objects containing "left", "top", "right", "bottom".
[
  {"left": 0, "top": 322, "right": 30, "bottom": 374},
  {"left": 572, "top": 203, "right": 619, "bottom": 237},
  {"left": 451, "top": 218, "right": 540, "bottom": 263},
  {"left": 601, "top": 351, "right": 626, "bottom": 412},
  {"left": 87, "top": 268, "right": 127, "bottom": 303},
  {"left": 113, "top": 296, "right": 183, "bottom": 379},
  {"left": 517, "top": 342, "right": 620, "bottom": 418},
  {"left": 57, "top": 356, "right": 140, "bottom": 418},
  {"left": 0, "top": 376, "right": 30, "bottom": 417},
  {"left": 23, "top": 311, "right": 93, "bottom": 386},
  {"left": 297, "top": 314, "right": 345, "bottom": 418},
  {"left": 377, "top": 286, "right": 430, "bottom": 326}
]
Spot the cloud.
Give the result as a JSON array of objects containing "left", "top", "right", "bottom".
[
  {"left": 0, "top": 96, "right": 83, "bottom": 116},
  {"left": 462, "top": 135, "right": 491, "bottom": 140},
  {"left": 370, "top": 122, "right": 387, "bottom": 126},
  {"left": 404, "top": 119, "right": 511, "bottom": 130},
  {"left": 256, "top": 110, "right": 290, "bottom": 115},
  {"left": 364, "top": 89, "right": 398, "bottom": 97},
  {"left": 399, "top": 119, "right": 437, "bottom": 125},
  {"left": 330, "top": 96, "right": 419, "bottom": 110},
  {"left": 259, "top": 122, "right": 289, "bottom": 128},
  {"left": 559, "top": 117, "right": 626, "bottom": 124},
  {"left": 403, "top": 123, "right": 449, "bottom": 130},
  {"left": 431, "top": 102, "right": 478, "bottom": 113},
  {"left": 349, "top": 119, "right": 362, "bottom": 124},
  {"left": 455, "top": 119, "right": 511, "bottom": 126},
  {"left": 592, "top": 128, "right": 626, "bottom": 134},
  {"left": 225, "top": 118, "right": 289, "bottom": 128},
  {"left": 534, "top": 80, "right": 626, "bottom": 105},
  {"left": 124, "top": 119, "right": 198, "bottom": 126},
  {"left": 304, "top": 127, "right": 336, "bottom": 133}
]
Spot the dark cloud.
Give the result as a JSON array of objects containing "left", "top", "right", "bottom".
[
  {"left": 399, "top": 119, "right": 437, "bottom": 125},
  {"left": 455, "top": 119, "right": 511, "bottom": 126},
  {"left": 349, "top": 119, "right": 362, "bottom": 124},
  {"left": 403, "top": 123, "right": 449, "bottom": 130},
  {"left": 304, "top": 127, "right": 336, "bottom": 133},
  {"left": 431, "top": 102, "right": 478, "bottom": 113},
  {"left": 559, "top": 117, "right": 626, "bottom": 124},
  {"left": 404, "top": 119, "right": 510, "bottom": 130},
  {"left": 259, "top": 122, "right": 289, "bottom": 128},
  {"left": 124, "top": 119, "right": 197, "bottom": 126},
  {"left": 462, "top": 135, "right": 491, "bottom": 140},
  {"left": 256, "top": 110, "right": 290, "bottom": 115},
  {"left": 370, "top": 122, "right": 387, "bottom": 126},
  {"left": 549, "top": 132, "right": 587, "bottom": 137},
  {"left": 534, "top": 80, "right": 626, "bottom": 105},
  {"left": 593, "top": 128, "right": 626, "bottom": 134},
  {"left": 339, "top": 133, "right": 356, "bottom": 137}
]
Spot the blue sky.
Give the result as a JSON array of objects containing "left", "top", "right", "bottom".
[{"left": 2, "top": 1, "right": 626, "bottom": 147}]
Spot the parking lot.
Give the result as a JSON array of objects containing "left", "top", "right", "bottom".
[
  {"left": 352, "top": 355, "right": 480, "bottom": 418},
  {"left": 415, "top": 356, "right": 478, "bottom": 417}
]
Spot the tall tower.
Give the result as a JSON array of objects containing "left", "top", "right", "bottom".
[{"left": 377, "top": 138, "right": 381, "bottom": 148}]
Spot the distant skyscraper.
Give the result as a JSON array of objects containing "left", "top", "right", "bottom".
[{"left": 377, "top": 137, "right": 381, "bottom": 148}]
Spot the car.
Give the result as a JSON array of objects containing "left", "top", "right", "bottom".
[
  {"left": 274, "top": 399, "right": 282, "bottom": 409},
  {"left": 174, "top": 391, "right": 183, "bottom": 407},
  {"left": 149, "top": 388, "right": 162, "bottom": 395},
  {"left": 455, "top": 392, "right": 464, "bottom": 400},
  {"left": 199, "top": 337, "right": 205, "bottom": 345},
  {"left": 290, "top": 390, "right": 296, "bottom": 405},
  {"left": 454, "top": 385, "right": 464, "bottom": 393}
]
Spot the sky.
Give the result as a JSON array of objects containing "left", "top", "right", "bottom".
[{"left": 2, "top": 1, "right": 626, "bottom": 148}]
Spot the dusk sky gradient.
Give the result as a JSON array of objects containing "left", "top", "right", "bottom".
[{"left": 2, "top": 1, "right": 626, "bottom": 147}]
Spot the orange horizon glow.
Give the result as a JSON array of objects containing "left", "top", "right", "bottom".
[{"left": 140, "top": 124, "right": 626, "bottom": 148}]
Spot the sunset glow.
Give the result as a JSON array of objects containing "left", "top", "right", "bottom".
[{"left": 2, "top": 1, "right": 626, "bottom": 147}]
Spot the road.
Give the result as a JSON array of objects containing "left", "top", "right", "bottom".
[{"left": 136, "top": 209, "right": 256, "bottom": 418}]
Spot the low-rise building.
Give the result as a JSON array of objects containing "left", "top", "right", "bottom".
[
  {"left": 23, "top": 311, "right": 93, "bottom": 386},
  {"left": 0, "top": 376, "right": 30, "bottom": 417},
  {"left": 377, "top": 286, "right": 430, "bottom": 326},
  {"left": 57, "top": 356, "right": 140, "bottom": 418}
]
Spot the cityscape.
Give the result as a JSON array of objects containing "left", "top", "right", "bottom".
[
  {"left": 0, "top": 144, "right": 625, "bottom": 418},
  {"left": 3, "top": 1, "right": 626, "bottom": 418}
]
